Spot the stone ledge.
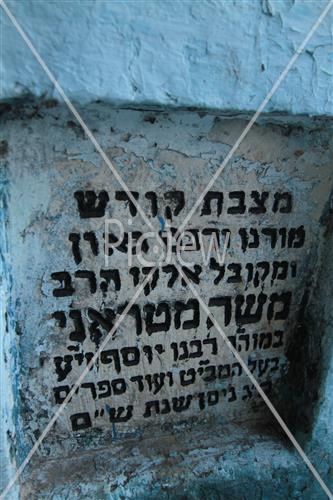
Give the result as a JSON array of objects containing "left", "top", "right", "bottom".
[{"left": 21, "top": 420, "right": 326, "bottom": 499}]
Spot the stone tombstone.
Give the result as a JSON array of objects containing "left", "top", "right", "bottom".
[{"left": 2, "top": 104, "right": 332, "bottom": 458}]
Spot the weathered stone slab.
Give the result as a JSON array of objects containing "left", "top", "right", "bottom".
[{"left": 2, "top": 103, "right": 333, "bottom": 460}]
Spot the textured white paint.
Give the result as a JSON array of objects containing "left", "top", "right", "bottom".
[{"left": 2, "top": 0, "right": 332, "bottom": 115}]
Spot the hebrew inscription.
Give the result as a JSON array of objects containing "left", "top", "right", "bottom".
[
  {"left": 5, "top": 108, "right": 332, "bottom": 454},
  {"left": 48, "top": 184, "right": 303, "bottom": 433}
]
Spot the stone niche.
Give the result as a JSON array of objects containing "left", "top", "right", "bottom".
[{"left": 1, "top": 102, "right": 333, "bottom": 497}]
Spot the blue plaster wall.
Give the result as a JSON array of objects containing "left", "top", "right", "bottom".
[
  {"left": 1, "top": 1, "right": 333, "bottom": 499},
  {"left": 309, "top": 229, "right": 333, "bottom": 489},
  {"left": 1, "top": 0, "right": 332, "bottom": 115}
]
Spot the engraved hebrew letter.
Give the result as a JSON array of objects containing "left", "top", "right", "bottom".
[
  {"left": 201, "top": 365, "right": 216, "bottom": 382},
  {"left": 235, "top": 293, "right": 267, "bottom": 326},
  {"left": 51, "top": 272, "right": 74, "bottom": 297},
  {"left": 272, "top": 330, "right": 284, "bottom": 348},
  {"left": 53, "top": 385, "right": 70, "bottom": 404},
  {"left": 227, "top": 387, "right": 237, "bottom": 402},
  {"left": 145, "top": 191, "right": 158, "bottom": 217},
  {"left": 207, "top": 390, "right": 219, "bottom": 405},
  {"left": 130, "top": 375, "right": 144, "bottom": 392},
  {"left": 52, "top": 311, "right": 66, "bottom": 328},
  {"left": 88, "top": 308, "right": 116, "bottom": 346},
  {"left": 162, "top": 264, "right": 179, "bottom": 288},
  {"left": 249, "top": 191, "right": 269, "bottom": 214},
  {"left": 111, "top": 378, "right": 126, "bottom": 395},
  {"left": 74, "top": 190, "right": 109, "bottom": 218},
  {"left": 115, "top": 191, "right": 139, "bottom": 217},
  {"left": 181, "top": 265, "right": 202, "bottom": 286},
  {"left": 164, "top": 191, "right": 185, "bottom": 220},
  {"left": 258, "top": 359, "right": 270, "bottom": 377},
  {"left": 145, "top": 373, "right": 166, "bottom": 394},
  {"left": 210, "top": 258, "right": 225, "bottom": 285},
  {"left": 177, "top": 341, "right": 189, "bottom": 360},
  {"left": 54, "top": 355, "right": 73, "bottom": 382},
  {"left": 160, "top": 399, "right": 171, "bottom": 414},
  {"left": 239, "top": 228, "right": 259, "bottom": 252},
  {"left": 203, "top": 337, "right": 218, "bottom": 355},
  {"left": 144, "top": 302, "right": 171, "bottom": 334},
  {"left": 81, "top": 382, "right": 97, "bottom": 400},
  {"left": 179, "top": 368, "right": 196, "bottom": 386},
  {"left": 174, "top": 299, "right": 200, "bottom": 330},
  {"left": 218, "top": 364, "right": 231, "bottom": 379},
  {"left": 227, "top": 263, "right": 242, "bottom": 283},
  {"left": 143, "top": 400, "right": 160, "bottom": 418},
  {"left": 262, "top": 228, "right": 278, "bottom": 249},
  {"left": 187, "top": 340, "right": 202, "bottom": 359},
  {"left": 253, "top": 261, "right": 270, "bottom": 287},
  {"left": 142, "top": 267, "right": 160, "bottom": 296},
  {"left": 267, "top": 292, "right": 292, "bottom": 321},
  {"left": 228, "top": 191, "right": 246, "bottom": 214},
  {"left": 272, "top": 192, "right": 292, "bottom": 213},
  {"left": 248, "top": 359, "right": 257, "bottom": 374},
  {"left": 97, "top": 380, "right": 111, "bottom": 398},
  {"left": 172, "top": 395, "right": 192, "bottom": 412},
  {"left": 231, "top": 362, "right": 242, "bottom": 376},
  {"left": 288, "top": 226, "right": 305, "bottom": 248},
  {"left": 201, "top": 191, "right": 223, "bottom": 217},
  {"left": 259, "top": 332, "right": 272, "bottom": 349},
  {"left": 101, "top": 349, "right": 121, "bottom": 373},
  {"left": 271, "top": 261, "right": 288, "bottom": 283},
  {"left": 69, "top": 233, "right": 82, "bottom": 264},
  {"left": 108, "top": 405, "right": 133, "bottom": 422},
  {"left": 84, "top": 231, "right": 99, "bottom": 255},
  {"left": 100, "top": 269, "right": 121, "bottom": 294},
  {"left": 207, "top": 296, "right": 232, "bottom": 328},
  {"left": 69, "top": 309, "right": 86, "bottom": 343},
  {"left": 70, "top": 412, "right": 92, "bottom": 431},
  {"left": 121, "top": 346, "right": 140, "bottom": 366},
  {"left": 237, "top": 334, "right": 250, "bottom": 352}
]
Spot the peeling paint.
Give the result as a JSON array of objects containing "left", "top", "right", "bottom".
[
  {"left": 1, "top": 1, "right": 332, "bottom": 115},
  {"left": 1, "top": 102, "right": 333, "bottom": 498}
]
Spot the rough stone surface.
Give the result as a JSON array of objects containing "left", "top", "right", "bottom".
[
  {"left": 19, "top": 421, "right": 327, "bottom": 499},
  {"left": 1, "top": 1, "right": 333, "bottom": 498},
  {"left": 1, "top": 102, "right": 333, "bottom": 498},
  {"left": 1, "top": 0, "right": 333, "bottom": 115}
]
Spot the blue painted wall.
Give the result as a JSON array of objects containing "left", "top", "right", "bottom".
[
  {"left": 1, "top": 0, "right": 332, "bottom": 115},
  {"left": 1, "top": 1, "right": 333, "bottom": 498}
]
